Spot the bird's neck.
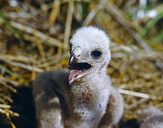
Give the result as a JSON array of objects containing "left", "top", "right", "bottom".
[
  {"left": 70, "top": 69, "right": 109, "bottom": 100},
  {"left": 69, "top": 69, "right": 110, "bottom": 122}
]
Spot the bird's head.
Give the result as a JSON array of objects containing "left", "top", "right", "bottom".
[{"left": 68, "top": 26, "right": 111, "bottom": 84}]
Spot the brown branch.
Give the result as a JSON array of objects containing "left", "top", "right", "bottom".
[
  {"left": 10, "top": 21, "right": 65, "bottom": 48},
  {"left": 64, "top": 0, "right": 74, "bottom": 50},
  {"left": 83, "top": 0, "right": 106, "bottom": 26},
  {"left": 48, "top": 0, "right": 60, "bottom": 27}
]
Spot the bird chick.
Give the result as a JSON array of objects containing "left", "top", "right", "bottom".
[
  {"left": 33, "top": 26, "right": 124, "bottom": 128},
  {"left": 138, "top": 107, "right": 163, "bottom": 128}
]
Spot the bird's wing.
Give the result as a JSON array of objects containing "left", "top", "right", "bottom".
[
  {"left": 98, "top": 86, "right": 124, "bottom": 128},
  {"left": 33, "top": 70, "right": 70, "bottom": 128}
]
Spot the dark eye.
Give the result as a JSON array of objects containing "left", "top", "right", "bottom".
[{"left": 91, "top": 50, "right": 102, "bottom": 59}]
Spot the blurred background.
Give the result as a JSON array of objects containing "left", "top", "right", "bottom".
[{"left": 0, "top": 0, "right": 163, "bottom": 128}]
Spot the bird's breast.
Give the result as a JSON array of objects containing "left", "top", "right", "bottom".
[{"left": 70, "top": 82, "right": 110, "bottom": 123}]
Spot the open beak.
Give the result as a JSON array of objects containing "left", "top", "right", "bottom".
[
  {"left": 68, "top": 47, "right": 92, "bottom": 84},
  {"left": 68, "top": 53, "right": 76, "bottom": 69}
]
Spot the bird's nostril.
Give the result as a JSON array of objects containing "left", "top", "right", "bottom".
[
  {"left": 73, "top": 46, "right": 82, "bottom": 58},
  {"left": 77, "top": 54, "right": 80, "bottom": 58}
]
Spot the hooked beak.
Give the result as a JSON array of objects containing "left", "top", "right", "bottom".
[
  {"left": 68, "top": 46, "right": 82, "bottom": 69},
  {"left": 68, "top": 47, "right": 92, "bottom": 84},
  {"left": 68, "top": 53, "right": 76, "bottom": 69}
]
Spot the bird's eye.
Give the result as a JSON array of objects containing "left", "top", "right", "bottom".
[{"left": 91, "top": 49, "right": 102, "bottom": 59}]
